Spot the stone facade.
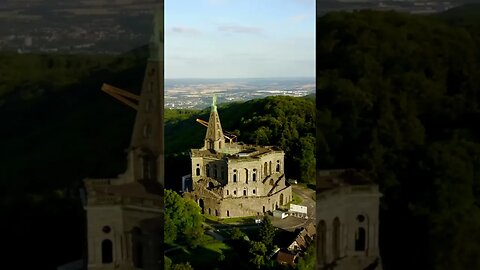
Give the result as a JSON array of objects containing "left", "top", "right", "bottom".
[
  {"left": 184, "top": 97, "right": 292, "bottom": 218},
  {"left": 83, "top": 6, "right": 164, "bottom": 270},
  {"left": 316, "top": 170, "right": 383, "bottom": 270}
]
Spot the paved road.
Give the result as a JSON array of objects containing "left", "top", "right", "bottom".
[{"left": 206, "top": 229, "right": 225, "bottom": 241}]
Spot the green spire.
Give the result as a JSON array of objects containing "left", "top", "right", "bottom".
[{"left": 212, "top": 95, "right": 217, "bottom": 112}]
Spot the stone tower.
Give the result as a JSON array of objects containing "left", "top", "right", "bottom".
[
  {"left": 124, "top": 4, "right": 164, "bottom": 187},
  {"left": 203, "top": 96, "right": 224, "bottom": 152},
  {"left": 82, "top": 5, "right": 164, "bottom": 270}
]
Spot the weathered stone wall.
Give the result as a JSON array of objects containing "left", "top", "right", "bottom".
[
  {"left": 316, "top": 185, "right": 382, "bottom": 269},
  {"left": 86, "top": 205, "right": 162, "bottom": 270},
  {"left": 187, "top": 185, "right": 292, "bottom": 218}
]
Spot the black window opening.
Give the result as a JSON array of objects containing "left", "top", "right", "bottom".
[
  {"left": 102, "top": 239, "right": 113, "bottom": 264},
  {"left": 355, "top": 227, "right": 366, "bottom": 251}
]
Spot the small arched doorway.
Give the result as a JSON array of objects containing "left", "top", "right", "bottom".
[
  {"left": 199, "top": 199, "right": 205, "bottom": 214},
  {"left": 101, "top": 239, "right": 113, "bottom": 264}
]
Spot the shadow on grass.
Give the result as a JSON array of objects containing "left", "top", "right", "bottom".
[{"left": 167, "top": 240, "right": 252, "bottom": 270}]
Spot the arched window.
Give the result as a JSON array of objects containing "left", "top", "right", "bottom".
[
  {"left": 276, "top": 160, "right": 280, "bottom": 172},
  {"left": 233, "top": 169, "right": 237, "bottom": 182},
  {"left": 226, "top": 190, "right": 229, "bottom": 196},
  {"left": 206, "top": 164, "right": 210, "bottom": 177},
  {"left": 243, "top": 189, "right": 247, "bottom": 196},
  {"left": 245, "top": 168, "right": 249, "bottom": 183},
  {"left": 142, "top": 155, "right": 153, "bottom": 180},
  {"left": 227, "top": 210, "right": 230, "bottom": 217},
  {"left": 333, "top": 217, "right": 341, "bottom": 259},
  {"left": 253, "top": 169, "right": 257, "bottom": 181},
  {"left": 355, "top": 214, "right": 367, "bottom": 251},
  {"left": 196, "top": 168, "right": 200, "bottom": 176},
  {"left": 233, "top": 190, "right": 237, "bottom": 195},
  {"left": 253, "top": 189, "right": 256, "bottom": 194},
  {"left": 199, "top": 199, "right": 205, "bottom": 214},
  {"left": 269, "top": 161, "right": 272, "bottom": 174},
  {"left": 355, "top": 228, "right": 366, "bottom": 251},
  {"left": 264, "top": 162, "right": 268, "bottom": 176},
  {"left": 215, "top": 210, "right": 218, "bottom": 216},
  {"left": 263, "top": 206, "right": 265, "bottom": 213},
  {"left": 143, "top": 124, "right": 151, "bottom": 138},
  {"left": 102, "top": 239, "right": 113, "bottom": 264}
]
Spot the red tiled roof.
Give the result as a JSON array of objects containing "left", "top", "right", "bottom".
[{"left": 277, "top": 251, "right": 297, "bottom": 265}]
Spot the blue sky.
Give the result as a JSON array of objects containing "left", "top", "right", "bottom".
[{"left": 165, "top": 0, "right": 315, "bottom": 79}]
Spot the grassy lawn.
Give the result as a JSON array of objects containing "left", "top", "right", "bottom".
[
  {"left": 285, "top": 191, "right": 303, "bottom": 208},
  {"left": 166, "top": 234, "right": 251, "bottom": 270}
]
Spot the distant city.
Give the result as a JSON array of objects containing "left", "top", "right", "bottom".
[
  {"left": 0, "top": 0, "right": 471, "bottom": 55},
  {"left": 165, "top": 78, "right": 315, "bottom": 109}
]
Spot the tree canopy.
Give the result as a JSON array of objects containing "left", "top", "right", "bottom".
[
  {"left": 164, "top": 189, "right": 204, "bottom": 247},
  {"left": 317, "top": 8, "right": 480, "bottom": 270}
]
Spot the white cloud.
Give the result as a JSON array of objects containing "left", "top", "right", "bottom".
[{"left": 170, "top": 27, "right": 201, "bottom": 36}]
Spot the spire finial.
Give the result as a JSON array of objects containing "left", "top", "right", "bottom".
[{"left": 212, "top": 95, "right": 217, "bottom": 112}]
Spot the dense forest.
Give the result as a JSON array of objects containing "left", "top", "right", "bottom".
[
  {"left": 317, "top": 6, "right": 480, "bottom": 270},
  {"left": 0, "top": 48, "right": 148, "bottom": 269}
]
